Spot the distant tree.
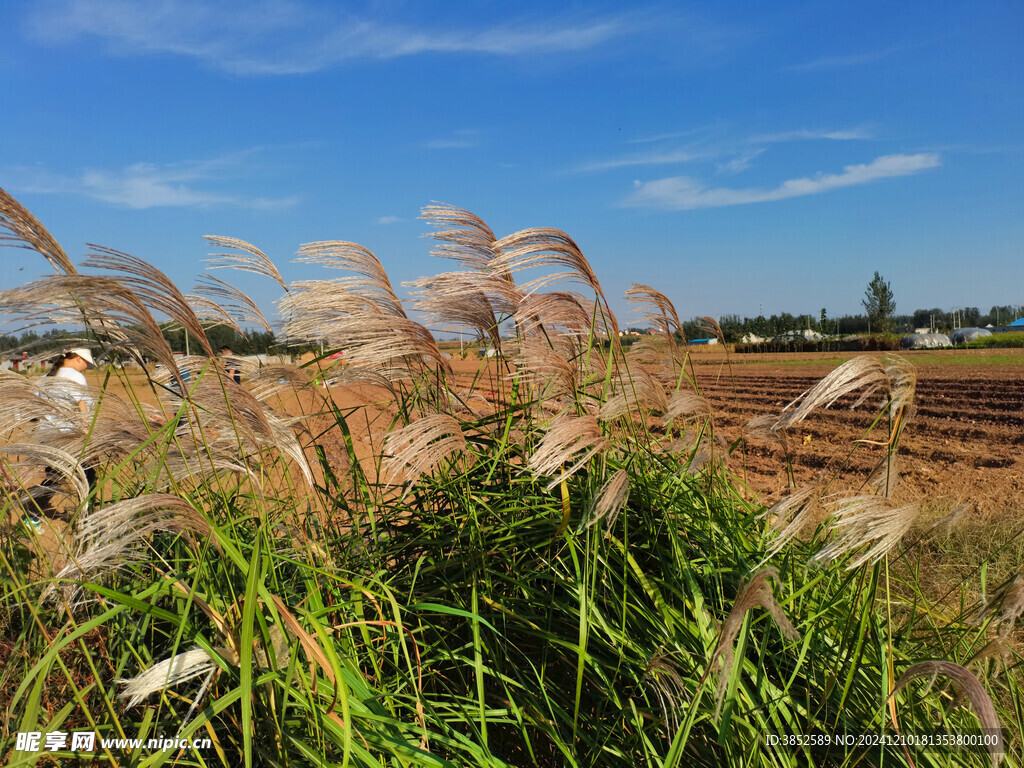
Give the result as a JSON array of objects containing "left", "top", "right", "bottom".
[{"left": 862, "top": 272, "right": 896, "bottom": 333}]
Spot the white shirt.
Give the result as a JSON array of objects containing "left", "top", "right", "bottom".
[{"left": 54, "top": 366, "right": 88, "bottom": 386}]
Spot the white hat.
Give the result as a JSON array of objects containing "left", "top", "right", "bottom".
[{"left": 68, "top": 348, "right": 96, "bottom": 369}]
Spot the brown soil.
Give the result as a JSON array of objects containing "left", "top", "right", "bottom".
[
  {"left": 687, "top": 349, "right": 1024, "bottom": 519},
  {"left": 80, "top": 349, "right": 1023, "bottom": 521}
]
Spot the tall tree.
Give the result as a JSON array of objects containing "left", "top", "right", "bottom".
[{"left": 862, "top": 271, "right": 896, "bottom": 333}]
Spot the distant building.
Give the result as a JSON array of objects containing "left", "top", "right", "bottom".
[
  {"left": 4, "top": 351, "right": 32, "bottom": 371},
  {"left": 688, "top": 338, "right": 719, "bottom": 345}
]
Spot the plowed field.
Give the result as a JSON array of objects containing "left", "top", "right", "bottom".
[{"left": 688, "top": 349, "right": 1024, "bottom": 518}]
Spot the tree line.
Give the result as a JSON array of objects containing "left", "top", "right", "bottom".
[{"left": 1, "top": 325, "right": 280, "bottom": 358}]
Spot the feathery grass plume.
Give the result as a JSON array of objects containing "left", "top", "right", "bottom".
[
  {"left": 296, "top": 241, "right": 407, "bottom": 318},
  {"left": 586, "top": 469, "right": 629, "bottom": 531},
  {"left": 244, "top": 364, "right": 315, "bottom": 403},
  {"left": 0, "top": 274, "right": 183, "bottom": 379},
  {"left": 420, "top": 202, "right": 501, "bottom": 270},
  {"left": 182, "top": 294, "right": 245, "bottom": 336},
  {"left": 893, "top": 661, "right": 1003, "bottom": 768},
  {"left": 972, "top": 576, "right": 1024, "bottom": 638},
  {"left": 84, "top": 245, "right": 214, "bottom": 357},
  {"left": 643, "top": 652, "right": 688, "bottom": 732},
  {"left": 491, "top": 228, "right": 602, "bottom": 295},
  {"left": 0, "top": 444, "right": 89, "bottom": 510},
  {"left": 278, "top": 280, "right": 383, "bottom": 344},
  {"left": 775, "top": 354, "right": 917, "bottom": 432},
  {"left": 625, "top": 283, "right": 684, "bottom": 345},
  {"left": 0, "top": 370, "right": 77, "bottom": 433},
  {"left": 491, "top": 228, "right": 620, "bottom": 339},
  {"left": 514, "top": 291, "right": 594, "bottom": 338},
  {"left": 285, "top": 301, "right": 452, "bottom": 380},
  {"left": 193, "top": 273, "right": 275, "bottom": 333},
  {"left": 0, "top": 185, "right": 76, "bottom": 274},
  {"left": 813, "top": 495, "right": 922, "bottom": 569},
  {"left": 204, "top": 234, "right": 287, "bottom": 289},
  {"left": 599, "top": 368, "right": 668, "bottom": 421},
  {"left": 698, "top": 316, "right": 726, "bottom": 346},
  {"left": 514, "top": 337, "right": 580, "bottom": 402},
  {"left": 969, "top": 638, "right": 1011, "bottom": 677},
  {"left": 930, "top": 501, "right": 970, "bottom": 536},
  {"left": 665, "top": 391, "right": 713, "bottom": 424},
  {"left": 46, "top": 494, "right": 213, "bottom": 604},
  {"left": 382, "top": 414, "right": 466, "bottom": 486},
  {"left": 180, "top": 373, "right": 314, "bottom": 487},
  {"left": 407, "top": 271, "right": 511, "bottom": 349},
  {"left": 528, "top": 413, "right": 609, "bottom": 490},
  {"left": 119, "top": 647, "right": 220, "bottom": 709},
  {"left": 760, "top": 483, "right": 821, "bottom": 557},
  {"left": 712, "top": 567, "right": 800, "bottom": 720}
]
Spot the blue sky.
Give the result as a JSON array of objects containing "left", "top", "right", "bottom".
[{"left": 1, "top": 0, "right": 1022, "bottom": 330}]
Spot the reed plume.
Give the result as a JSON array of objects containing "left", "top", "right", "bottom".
[
  {"left": 893, "top": 661, "right": 1003, "bottom": 767},
  {"left": 0, "top": 274, "right": 183, "bottom": 379},
  {"left": 514, "top": 337, "right": 580, "bottom": 402},
  {"left": 1, "top": 443, "right": 89, "bottom": 510},
  {"left": 296, "top": 241, "right": 407, "bottom": 318},
  {"left": 407, "top": 271, "right": 512, "bottom": 349},
  {"left": 587, "top": 469, "right": 629, "bottom": 531},
  {"left": 665, "top": 391, "right": 712, "bottom": 424},
  {"left": 0, "top": 185, "right": 77, "bottom": 275},
  {"left": 119, "top": 648, "right": 220, "bottom": 709},
  {"left": 193, "top": 273, "right": 275, "bottom": 333},
  {"left": 712, "top": 567, "right": 800, "bottom": 720},
  {"left": 491, "top": 228, "right": 602, "bottom": 296},
  {"left": 760, "top": 483, "right": 822, "bottom": 557},
  {"left": 813, "top": 495, "right": 922, "bottom": 569},
  {"left": 528, "top": 414, "right": 609, "bottom": 490},
  {"left": 420, "top": 202, "right": 501, "bottom": 271},
  {"left": 84, "top": 245, "right": 213, "bottom": 357},
  {"left": 625, "top": 283, "right": 684, "bottom": 345},
  {"left": 382, "top": 414, "right": 466, "bottom": 486},
  {"left": 774, "top": 355, "right": 916, "bottom": 432},
  {"left": 599, "top": 368, "right": 668, "bottom": 421},
  {"left": 514, "top": 291, "right": 594, "bottom": 338},
  {"left": 204, "top": 234, "right": 287, "bottom": 289},
  {"left": 47, "top": 495, "right": 212, "bottom": 604}
]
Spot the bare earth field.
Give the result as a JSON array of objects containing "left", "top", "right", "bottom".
[
  {"left": 687, "top": 348, "right": 1024, "bottom": 520},
  {"left": 87, "top": 347, "right": 1022, "bottom": 521}
]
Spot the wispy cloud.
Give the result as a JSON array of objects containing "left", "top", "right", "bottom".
[
  {"left": 716, "top": 148, "right": 763, "bottom": 174},
  {"left": 572, "top": 148, "right": 713, "bottom": 173},
  {"left": 422, "top": 130, "right": 481, "bottom": 150},
  {"left": 4, "top": 153, "right": 297, "bottom": 210},
  {"left": 25, "top": 0, "right": 637, "bottom": 75},
  {"left": 575, "top": 124, "right": 871, "bottom": 174},
  {"left": 786, "top": 45, "right": 913, "bottom": 73},
  {"left": 749, "top": 127, "right": 873, "bottom": 143},
  {"left": 376, "top": 215, "right": 402, "bottom": 225},
  {"left": 623, "top": 153, "right": 940, "bottom": 210}
]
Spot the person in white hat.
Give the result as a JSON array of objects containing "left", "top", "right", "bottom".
[
  {"left": 24, "top": 348, "right": 98, "bottom": 532},
  {"left": 45, "top": 347, "right": 96, "bottom": 388}
]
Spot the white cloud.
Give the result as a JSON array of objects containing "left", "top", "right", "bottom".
[
  {"left": 26, "top": 0, "right": 634, "bottom": 75},
  {"left": 623, "top": 153, "right": 940, "bottom": 210},
  {"left": 572, "top": 148, "right": 713, "bottom": 173},
  {"left": 5, "top": 154, "right": 297, "bottom": 210},
  {"left": 786, "top": 45, "right": 912, "bottom": 72},
  {"left": 576, "top": 125, "right": 871, "bottom": 175},
  {"left": 716, "top": 148, "right": 763, "bottom": 174},
  {"left": 376, "top": 215, "right": 401, "bottom": 225},
  {"left": 749, "top": 127, "right": 873, "bottom": 143}
]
